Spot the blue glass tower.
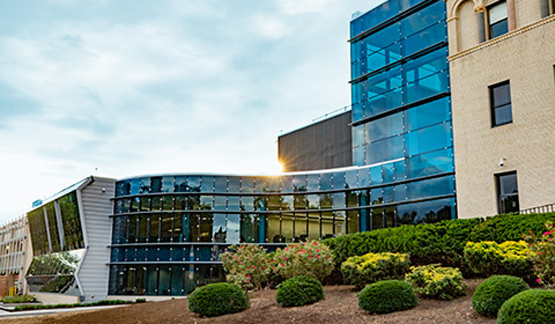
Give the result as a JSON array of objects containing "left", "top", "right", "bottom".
[{"left": 349, "top": 0, "right": 456, "bottom": 224}]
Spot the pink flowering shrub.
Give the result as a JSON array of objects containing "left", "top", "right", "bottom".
[
  {"left": 523, "top": 221, "right": 555, "bottom": 286},
  {"left": 272, "top": 240, "right": 334, "bottom": 281},
  {"left": 220, "top": 244, "right": 271, "bottom": 290}
]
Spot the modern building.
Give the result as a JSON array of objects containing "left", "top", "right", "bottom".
[
  {"left": 446, "top": 0, "right": 555, "bottom": 218},
  {"left": 0, "top": 217, "right": 29, "bottom": 297},
  {"left": 25, "top": 177, "right": 114, "bottom": 303},
  {"left": 4, "top": 0, "right": 552, "bottom": 303},
  {"left": 16, "top": 0, "right": 456, "bottom": 302}
]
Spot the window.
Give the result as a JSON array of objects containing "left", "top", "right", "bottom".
[
  {"left": 490, "top": 81, "right": 512, "bottom": 127},
  {"left": 488, "top": 1, "right": 508, "bottom": 39},
  {"left": 496, "top": 172, "right": 519, "bottom": 214}
]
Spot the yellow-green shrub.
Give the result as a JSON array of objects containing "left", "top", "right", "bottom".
[
  {"left": 405, "top": 264, "right": 466, "bottom": 300},
  {"left": 464, "top": 241, "right": 533, "bottom": 279},
  {"left": 341, "top": 252, "right": 410, "bottom": 290}
]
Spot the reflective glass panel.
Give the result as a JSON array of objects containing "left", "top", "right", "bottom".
[
  {"left": 407, "top": 175, "right": 454, "bottom": 200},
  {"left": 227, "top": 214, "right": 240, "bottom": 244},
  {"left": 406, "top": 96, "right": 450, "bottom": 131},
  {"left": 213, "top": 214, "right": 227, "bottom": 243},
  {"left": 406, "top": 122, "right": 452, "bottom": 156}
]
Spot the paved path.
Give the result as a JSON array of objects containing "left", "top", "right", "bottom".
[{"left": 0, "top": 305, "right": 127, "bottom": 319}]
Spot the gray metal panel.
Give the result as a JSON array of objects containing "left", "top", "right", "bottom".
[
  {"left": 279, "top": 111, "right": 353, "bottom": 172},
  {"left": 76, "top": 177, "right": 115, "bottom": 302}
]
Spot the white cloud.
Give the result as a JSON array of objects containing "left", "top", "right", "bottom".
[
  {"left": 276, "top": 0, "right": 333, "bottom": 14},
  {"left": 0, "top": 0, "right": 378, "bottom": 222}
]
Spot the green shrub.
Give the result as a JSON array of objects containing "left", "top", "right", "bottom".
[
  {"left": 523, "top": 221, "right": 555, "bottom": 286},
  {"left": 275, "top": 275, "right": 324, "bottom": 307},
  {"left": 464, "top": 241, "right": 533, "bottom": 278},
  {"left": 220, "top": 244, "right": 271, "bottom": 290},
  {"left": 1, "top": 295, "right": 37, "bottom": 303},
  {"left": 324, "top": 213, "right": 555, "bottom": 273},
  {"left": 405, "top": 264, "right": 466, "bottom": 300},
  {"left": 273, "top": 240, "right": 334, "bottom": 281},
  {"left": 358, "top": 280, "right": 418, "bottom": 314},
  {"left": 472, "top": 275, "right": 529, "bottom": 318},
  {"left": 341, "top": 252, "right": 410, "bottom": 290},
  {"left": 188, "top": 283, "right": 249, "bottom": 317},
  {"left": 469, "top": 213, "right": 555, "bottom": 243},
  {"left": 497, "top": 289, "right": 555, "bottom": 324}
]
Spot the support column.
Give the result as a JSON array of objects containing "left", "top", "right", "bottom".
[{"left": 507, "top": 0, "right": 517, "bottom": 31}]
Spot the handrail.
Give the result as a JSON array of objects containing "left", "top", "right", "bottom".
[{"left": 520, "top": 203, "right": 555, "bottom": 214}]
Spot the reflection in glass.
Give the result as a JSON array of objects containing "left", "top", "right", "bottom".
[
  {"left": 240, "top": 214, "right": 259, "bottom": 243},
  {"left": 26, "top": 249, "right": 85, "bottom": 295},
  {"left": 227, "top": 214, "right": 240, "bottom": 244},
  {"left": 213, "top": 214, "right": 227, "bottom": 243},
  {"left": 59, "top": 192, "right": 84, "bottom": 251},
  {"left": 347, "top": 210, "right": 359, "bottom": 234},
  {"left": 28, "top": 207, "right": 49, "bottom": 256}
]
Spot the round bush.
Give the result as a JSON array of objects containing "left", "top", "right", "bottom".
[
  {"left": 276, "top": 275, "right": 324, "bottom": 307},
  {"left": 358, "top": 280, "right": 418, "bottom": 314},
  {"left": 188, "top": 283, "right": 249, "bottom": 317},
  {"left": 472, "top": 275, "right": 529, "bottom": 318},
  {"left": 498, "top": 289, "right": 555, "bottom": 324}
]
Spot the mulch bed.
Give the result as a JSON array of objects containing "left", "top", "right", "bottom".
[{"left": 0, "top": 279, "right": 495, "bottom": 324}]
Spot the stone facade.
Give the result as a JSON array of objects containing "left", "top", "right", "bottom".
[{"left": 447, "top": 0, "right": 555, "bottom": 218}]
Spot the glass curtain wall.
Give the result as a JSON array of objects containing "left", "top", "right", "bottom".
[
  {"left": 349, "top": 0, "right": 456, "bottom": 223},
  {"left": 110, "top": 168, "right": 455, "bottom": 296},
  {"left": 26, "top": 190, "right": 85, "bottom": 295}
]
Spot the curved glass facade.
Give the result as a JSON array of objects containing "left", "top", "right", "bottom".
[{"left": 109, "top": 166, "right": 455, "bottom": 295}]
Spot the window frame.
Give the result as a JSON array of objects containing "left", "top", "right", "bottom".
[
  {"left": 489, "top": 80, "right": 513, "bottom": 127},
  {"left": 487, "top": 0, "right": 509, "bottom": 39},
  {"left": 495, "top": 171, "right": 519, "bottom": 214}
]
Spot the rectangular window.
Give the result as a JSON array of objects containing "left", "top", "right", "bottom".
[
  {"left": 496, "top": 172, "right": 519, "bottom": 214},
  {"left": 490, "top": 81, "right": 512, "bottom": 127},
  {"left": 488, "top": 1, "right": 508, "bottom": 39}
]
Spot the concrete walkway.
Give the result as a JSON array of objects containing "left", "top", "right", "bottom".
[{"left": 0, "top": 304, "right": 127, "bottom": 319}]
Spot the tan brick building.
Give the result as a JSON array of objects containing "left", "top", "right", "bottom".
[{"left": 446, "top": 0, "right": 555, "bottom": 218}]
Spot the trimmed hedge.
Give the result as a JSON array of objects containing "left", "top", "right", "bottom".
[
  {"left": 472, "top": 275, "right": 529, "bottom": 318},
  {"left": 324, "top": 213, "right": 555, "bottom": 272},
  {"left": 341, "top": 252, "right": 410, "bottom": 290},
  {"left": 497, "top": 289, "right": 555, "bottom": 324},
  {"left": 405, "top": 264, "right": 466, "bottom": 300},
  {"left": 276, "top": 275, "right": 324, "bottom": 307},
  {"left": 358, "top": 280, "right": 418, "bottom": 314},
  {"left": 1, "top": 295, "right": 37, "bottom": 303},
  {"left": 188, "top": 283, "right": 249, "bottom": 317},
  {"left": 464, "top": 241, "right": 532, "bottom": 278}
]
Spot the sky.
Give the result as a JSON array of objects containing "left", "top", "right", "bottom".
[{"left": 0, "top": 0, "right": 383, "bottom": 223}]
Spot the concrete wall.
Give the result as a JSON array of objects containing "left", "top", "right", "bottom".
[
  {"left": 34, "top": 292, "right": 80, "bottom": 305},
  {"left": 76, "top": 177, "right": 115, "bottom": 302},
  {"left": 447, "top": 0, "right": 555, "bottom": 218}
]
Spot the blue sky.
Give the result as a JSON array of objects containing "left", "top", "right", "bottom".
[{"left": 0, "top": 0, "right": 382, "bottom": 222}]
